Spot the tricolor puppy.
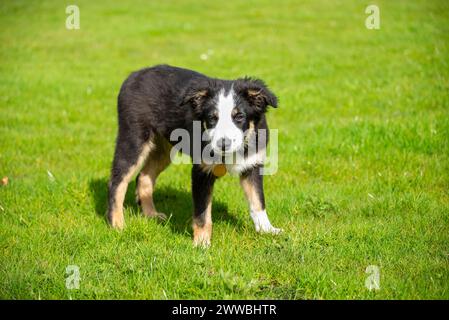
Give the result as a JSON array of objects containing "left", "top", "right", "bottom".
[{"left": 107, "top": 64, "right": 281, "bottom": 247}]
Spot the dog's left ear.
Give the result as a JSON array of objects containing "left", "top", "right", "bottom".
[{"left": 236, "top": 78, "right": 278, "bottom": 112}]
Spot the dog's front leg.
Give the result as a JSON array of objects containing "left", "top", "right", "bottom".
[
  {"left": 240, "top": 166, "right": 282, "bottom": 234},
  {"left": 191, "top": 165, "right": 216, "bottom": 248}
]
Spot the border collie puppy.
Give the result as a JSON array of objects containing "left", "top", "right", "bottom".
[{"left": 107, "top": 64, "right": 281, "bottom": 247}]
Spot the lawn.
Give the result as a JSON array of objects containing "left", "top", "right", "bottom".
[{"left": 0, "top": 0, "right": 448, "bottom": 299}]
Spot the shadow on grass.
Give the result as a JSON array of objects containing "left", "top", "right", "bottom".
[{"left": 89, "top": 178, "right": 244, "bottom": 235}]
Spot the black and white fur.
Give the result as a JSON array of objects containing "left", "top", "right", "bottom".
[{"left": 107, "top": 64, "right": 281, "bottom": 247}]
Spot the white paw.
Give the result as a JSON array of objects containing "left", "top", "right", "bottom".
[
  {"left": 251, "top": 210, "right": 282, "bottom": 235},
  {"left": 257, "top": 225, "right": 283, "bottom": 235}
]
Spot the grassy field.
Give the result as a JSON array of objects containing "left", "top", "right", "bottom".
[{"left": 0, "top": 0, "right": 448, "bottom": 299}]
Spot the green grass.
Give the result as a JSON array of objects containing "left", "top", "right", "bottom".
[{"left": 1, "top": 0, "right": 448, "bottom": 299}]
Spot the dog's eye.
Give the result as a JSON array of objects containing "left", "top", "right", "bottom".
[
  {"left": 233, "top": 113, "right": 245, "bottom": 123},
  {"left": 208, "top": 115, "right": 218, "bottom": 123}
]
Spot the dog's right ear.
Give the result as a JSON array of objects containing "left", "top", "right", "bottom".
[{"left": 181, "top": 84, "right": 212, "bottom": 115}]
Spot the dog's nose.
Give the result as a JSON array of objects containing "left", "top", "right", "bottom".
[{"left": 216, "top": 137, "right": 232, "bottom": 151}]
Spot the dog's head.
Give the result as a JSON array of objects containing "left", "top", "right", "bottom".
[{"left": 182, "top": 78, "right": 277, "bottom": 154}]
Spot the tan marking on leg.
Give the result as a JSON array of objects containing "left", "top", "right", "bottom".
[
  {"left": 137, "top": 172, "right": 158, "bottom": 217},
  {"left": 240, "top": 176, "right": 263, "bottom": 212},
  {"left": 193, "top": 200, "right": 212, "bottom": 248},
  {"left": 110, "top": 142, "right": 153, "bottom": 229},
  {"left": 137, "top": 136, "right": 171, "bottom": 219}
]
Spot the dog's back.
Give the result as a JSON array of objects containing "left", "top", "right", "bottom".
[{"left": 117, "top": 64, "right": 208, "bottom": 139}]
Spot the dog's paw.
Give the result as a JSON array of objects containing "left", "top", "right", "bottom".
[
  {"left": 251, "top": 210, "right": 282, "bottom": 235},
  {"left": 193, "top": 231, "right": 211, "bottom": 249},
  {"left": 144, "top": 211, "right": 167, "bottom": 221},
  {"left": 193, "top": 237, "right": 211, "bottom": 249},
  {"left": 256, "top": 224, "right": 283, "bottom": 235},
  {"left": 110, "top": 215, "right": 125, "bottom": 230},
  {"left": 154, "top": 212, "right": 167, "bottom": 220},
  {"left": 108, "top": 208, "right": 125, "bottom": 230}
]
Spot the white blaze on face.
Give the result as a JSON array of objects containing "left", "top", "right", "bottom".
[{"left": 210, "top": 89, "right": 244, "bottom": 154}]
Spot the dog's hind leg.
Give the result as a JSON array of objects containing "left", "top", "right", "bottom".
[
  {"left": 107, "top": 136, "right": 153, "bottom": 229},
  {"left": 136, "top": 135, "right": 171, "bottom": 220}
]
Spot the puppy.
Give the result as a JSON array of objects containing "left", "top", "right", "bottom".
[{"left": 107, "top": 64, "right": 281, "bottom": 247}]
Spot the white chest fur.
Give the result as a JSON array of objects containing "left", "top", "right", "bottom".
[
  {"left": 225, "top": 149, "right": 266, "bottom": 175},
  {"left": 200, "top": 149, "right": 266, "bottom": 176}
]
